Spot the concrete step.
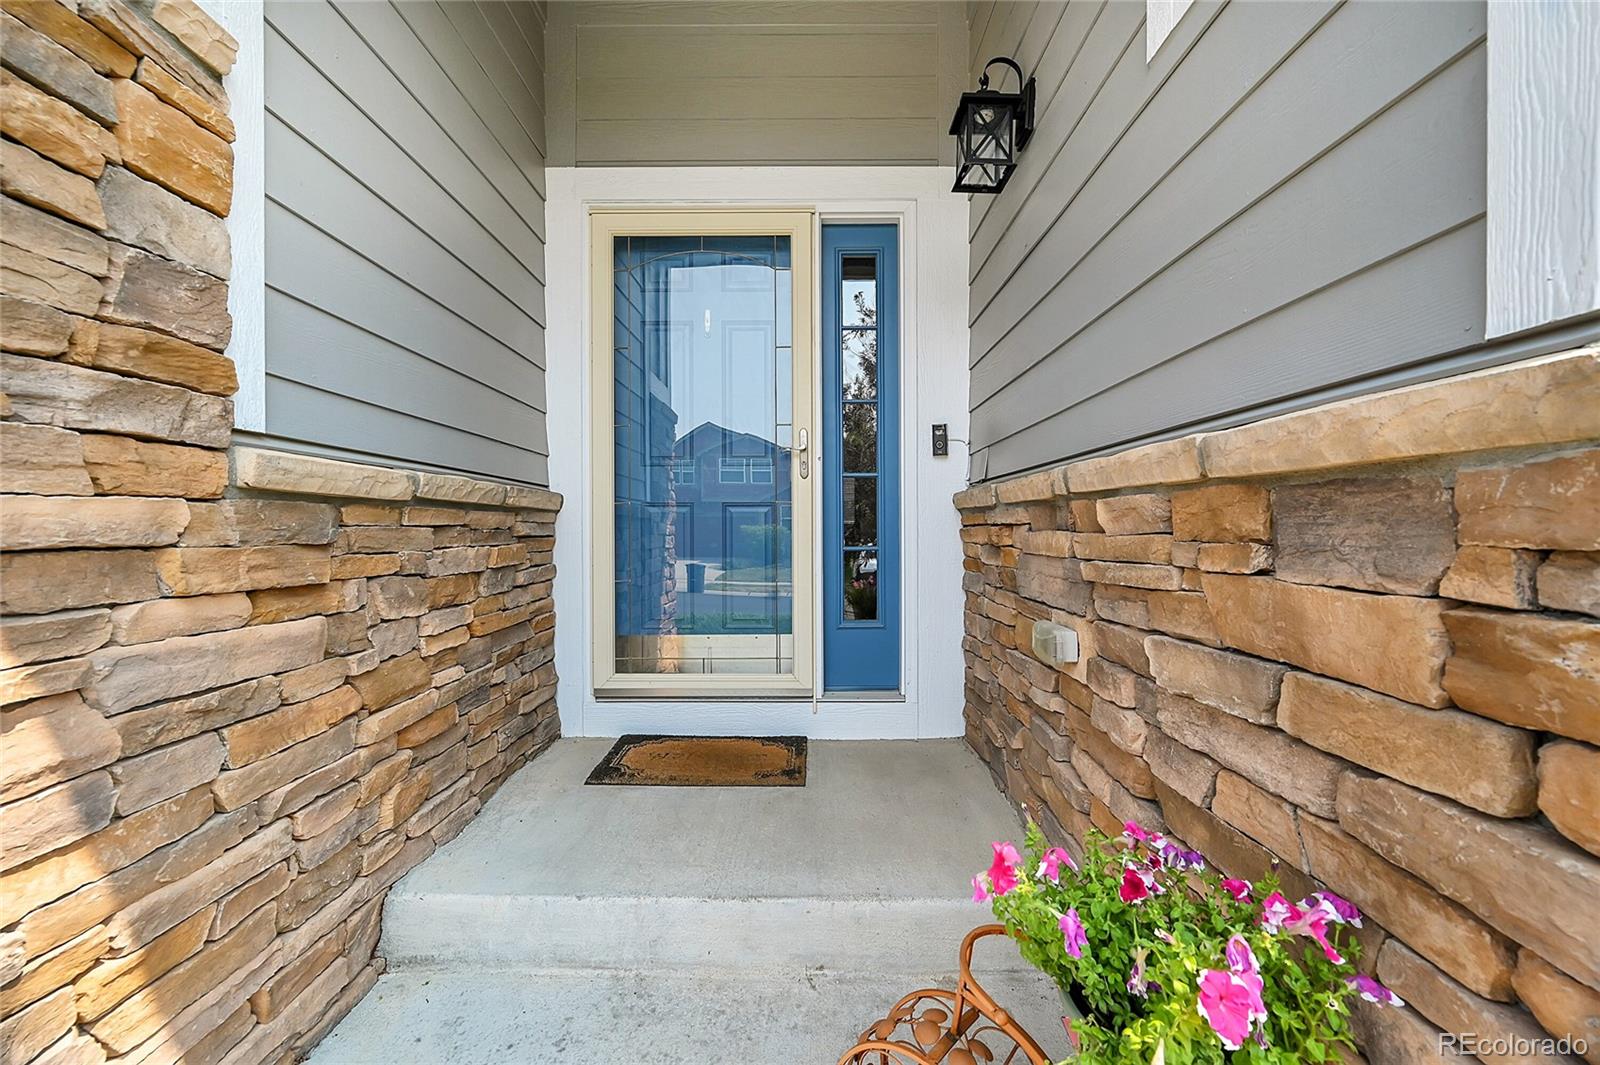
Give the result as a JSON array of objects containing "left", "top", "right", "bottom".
[
  {"left": 379, "top": 892, "right": 1033, "bottom": 973},
  {"left": 311, "top": 740, "right": 1053, "bottom": 1063},
  {"left": 306, "top": 965, "right": 1076, "bottom": 1065},
  {"left": 375, "top": 739, "right": 1036, "bottom": 974}
]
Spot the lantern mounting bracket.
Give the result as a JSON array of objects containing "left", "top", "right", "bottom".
[{"left": 976, "top": 57, "right": 1035, "bottom": 149}]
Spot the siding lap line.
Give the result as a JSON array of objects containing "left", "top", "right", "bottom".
[
  {"left": 263, "top": 101, "right": 546, "bottom": 331},
  {"left": 969, "top": 31, "right": 1488, "bottom": 417},
  {"left": 268, "top": 11, "right": 546, "bottom": 285},
  {"left": 966, "top": 1, "right": 1146, "bottom": 288},
  {"left": 970, "top": 0, "right": 1345, "bottom": 368},
  {"left": 333, "top": 3, "right": 548, "bottom": 237},
  {"left": 969, "top": 0, "right": 1229, "bottom": 301}
]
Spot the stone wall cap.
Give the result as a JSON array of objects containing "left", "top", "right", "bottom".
[
  {"left": 995, "top": 468, "right": 1066, "bottom": 504},
  {"left": 414, "top": 471, "right": 507, "bottom": 507},
  {"left": 1065, "top": 436, "right": 1205, "bottom": 494},
  {"left": 150, "top": 0, "right": 239, "bottom": 76},
  {"left": 958, "top": 346, "right": 1600, "bottom": 504},
  {"left": 1200, "top": 345, "right": 1600, "bottom": 480},
  {"left": 503, "top": 484, "right": 563, "bottom": 511},
  {"left": 953, "top": 484, "right": 998, "bottom": 510},
  {"left": 232, "top": 446, "right": 562, "bottom": 511}
]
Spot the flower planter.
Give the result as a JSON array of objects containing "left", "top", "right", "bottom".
[
  {"left": 1055, "top": 985, "right": 1087, "bottom": 1058},
  {"left": 971, "top": 822, "right": 1404, "bottom": 1062}
]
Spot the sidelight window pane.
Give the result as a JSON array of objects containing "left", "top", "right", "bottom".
[
  {"left": 842, "top": 255, "right": 876, "bottom": 327},
  {"left": 841, "top": 330, "right": 877, "bottom": 399},
  {"left": 842, "top": 403, "right": 877, "bottom": 473},
  {"left": 842, "top": 477, "right": 877, "bottom": 546},
  {"left": 842, "top": 549, "right": 879, "bottom": 621}
]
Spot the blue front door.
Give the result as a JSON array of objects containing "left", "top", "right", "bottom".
[{"left": 822, "top": 225, "right": 900, "bottom": 691}]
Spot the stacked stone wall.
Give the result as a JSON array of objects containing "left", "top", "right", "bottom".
[
  {"left": 0, "top": 5, "right": 561, "bottom": 1063},
  {"left": 957, "top": 349, "right": 1600, "bottom": 1062}
]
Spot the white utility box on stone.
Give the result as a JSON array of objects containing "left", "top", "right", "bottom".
[{"left": 1030, "top": 621, "right": 1080, "bottom": 667}]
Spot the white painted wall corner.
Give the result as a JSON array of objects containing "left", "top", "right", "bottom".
[{"left": 198, "top": 0, "right": 266, "bottom": 431}]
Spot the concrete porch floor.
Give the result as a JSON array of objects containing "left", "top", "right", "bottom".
[{"left": 308, "top": 738, "right": 1073, "bottom": 1063}]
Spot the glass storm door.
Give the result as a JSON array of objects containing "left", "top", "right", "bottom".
[
  {"left": 591, "top": 211, "right": 815, "bottom": 697},
  {"left": 822, "top": 224, "right": 900, "bottom": 691}
]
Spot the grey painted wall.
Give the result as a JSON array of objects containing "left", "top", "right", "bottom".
[
  {"left": 545, "top": 1, "right": 966, "bottom": 167},
  {"left": 965, "top": 0, "right": 1508, "bottom": 482},
  {"left": 263, "top": 0, "right": 549, "bottom": 486}
]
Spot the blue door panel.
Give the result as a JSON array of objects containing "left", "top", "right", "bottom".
[{"left": 822, "top": 224, "right": 900, "bottom": 691}]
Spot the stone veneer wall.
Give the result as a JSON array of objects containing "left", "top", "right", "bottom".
[
  {"left": 0, "top": 5, "right": 561, "bottom": 1064},
  {"left": 956, "top": 348, "right": 1600, "bottom": 1063}
]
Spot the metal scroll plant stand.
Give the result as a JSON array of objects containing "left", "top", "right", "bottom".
[{"left": 839, "top": 925, "right": 1053, "bottom": 1065}]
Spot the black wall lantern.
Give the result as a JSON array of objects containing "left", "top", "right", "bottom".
[{"left": 950, "top": 57, "right": 1035, "bottom": 194}]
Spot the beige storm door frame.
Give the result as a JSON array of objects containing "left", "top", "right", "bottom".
[{"left": 590, "top": 209, "right": 818, "bottom": 699}]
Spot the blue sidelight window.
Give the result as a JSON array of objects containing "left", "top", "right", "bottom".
[{"left": 822, "top": 225, "right": 899, "bottom": 691}]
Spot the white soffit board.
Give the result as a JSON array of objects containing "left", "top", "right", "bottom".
[{"left": 1486, "top": 0, "right": 1600, "bottom": 337}]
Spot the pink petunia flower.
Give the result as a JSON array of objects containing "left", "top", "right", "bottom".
[
  {"left": 1059, "top": 908, "right": 1088, "bottom": 959},
  {"left": 1312, "top": 891, "right": 1363, "bottom": 928},
  {"left": 1038, "top": 846, "right": 1076, "bottom": 883},
  {"left": 1221, "top": 878, "right": 1253, "bottom": 902},
  {"left": 1225, "top": 934, "right": 1259, "bottom": 977},
  {"left": 1119, "top": 864, "right": 1151, "bottom": 905},
  {"left": 971, "top": 874, "right": 989, "bottom": 903},
  {"left": 1121, "top": 821, "right": 1150, "bottom": 847},
  {"left": 1347, "top": 974, "right": 1404, "bottom": 1008},
  {"left": 1259, "top": 892, "right": 1344, "bottom": 961},
  {"left": 1258, "top": 891, "right": 1296, "bottom": 933},
  {"left": 986, "top": 842, "right": 1021, "bottom": 897},
  {"left": 1196, "top": 968, "right": 1268, "bottom": 1051},
  {"left": 1284, "top": 904, "right": 1344, "bottom": 964}
]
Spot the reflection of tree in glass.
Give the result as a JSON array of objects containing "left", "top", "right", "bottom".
[
  {"left": 843, "top": 407, "right": 877, "bottom": 474},
  {"left": 842, "top": 290, "right": 879, "bottom": 475},
  {"left": 844, "top": 480, "right": 877, "bottom": 546},
  {"left": 844, "top": 292, "right": 877, "bottom": 400}
]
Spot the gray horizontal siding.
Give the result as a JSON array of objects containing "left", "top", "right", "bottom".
[
  {"left": 263, "top": 378, "right": 549, "bottom": 486},
  {"left": 966, "top": 0, "right": 1500, "bottom": 482},
  {"left": 547, "top": 1, "right": 963, "bottom": 166},
  {"left": 263, "top": 0, "right": 548, "bottom": 486}
]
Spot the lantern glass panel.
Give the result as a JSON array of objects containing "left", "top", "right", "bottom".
[
  {"left": 953, "top": 160, "right": 1006, "bottom": 193},
  {"left": 962, "top": 100, "right": 1015, "bottom": 165}
]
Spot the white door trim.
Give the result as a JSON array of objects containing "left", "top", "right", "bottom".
[{"left": 545, "top": 166, "right": 970, "bottom": 739}]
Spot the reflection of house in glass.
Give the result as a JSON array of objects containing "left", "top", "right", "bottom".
[
  {"left": 611, "top": 241, "right": 682, "bottom": 660},
  {"left": 670, "top": 422, "right": 793, "bottom": 634},
  {"left": 611, "top": 235, "right": 796, "bottom": 671}
]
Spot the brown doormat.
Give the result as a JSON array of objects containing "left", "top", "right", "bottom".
[{"left": 584, "top": 735, "right": 807, "bottom": 787}]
